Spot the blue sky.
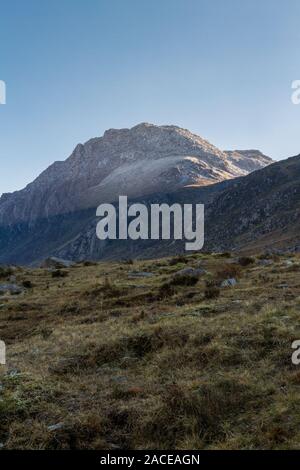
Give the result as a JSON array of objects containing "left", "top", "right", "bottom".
[{"left": 0, "top": 0, "right": 300, "bottom": 194}]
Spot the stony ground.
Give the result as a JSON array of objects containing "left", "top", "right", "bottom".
[{"left": 0, "top": 252, "right": 300, "bottom": 450}]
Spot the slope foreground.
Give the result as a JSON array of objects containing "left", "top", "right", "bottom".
[{"left": 0, "top": 252, "right": 300, "bottom": 449}]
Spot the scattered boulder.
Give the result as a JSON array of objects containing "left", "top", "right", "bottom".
[
  {"left": 128, "top": 271, "right": 154, "bottom": 278},
  {"left": 221, "top": 278, "right": 237, "bottom": 288},
  {"left": 41, "top": 257, "right": 75, "bottom": 269},
  {"left": 47, "top": 423, "right": 64, "bottom": 432},
  {"left": 258, "top": 259, "right": 274, "bottom": 266},
  {"left": 0, "top": 283, "right": 24, "bottom": 295},
  {"left": 174, "top": 267, "right": 206, "bottom": 278}
]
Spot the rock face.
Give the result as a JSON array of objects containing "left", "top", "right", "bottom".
[{"left": 0, "top": 123, "right": 271, "bottom": 226}]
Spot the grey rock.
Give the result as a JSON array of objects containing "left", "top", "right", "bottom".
[
  {"left": 258, "top": 259, "right": 274, "bottom": 266},
  {"left": 174, "top": 267, "right": 206, "bottom": 278},
  {"left": 221, "top": 278, "right": 237, "bottom": 288},
  {"left": 0, "top": 284, "right": 24, "bottom": 295},
  {"left": 128, "top": 271, "right": 154, "bottom": 278},
  {"left": 108, "top": 443, "right": 123, "bottom": 450},
  {"left": 47, "top": 423, "right": 64, "bottom": 432}
]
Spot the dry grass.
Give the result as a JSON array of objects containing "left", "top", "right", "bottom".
[{"left": 0, "top": 253, "right": 300, "bottom": 449}]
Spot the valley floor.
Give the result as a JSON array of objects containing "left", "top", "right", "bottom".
[{"left": 0, "top": 252, "right": 300, "bottom": 449}]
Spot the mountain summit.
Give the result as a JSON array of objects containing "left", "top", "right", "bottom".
[
  {"left": 0, "top": 123, "right": 271, "bottom": 226},
  {"left": 0, "top": 123, "right": 276, "bottom": 264}
]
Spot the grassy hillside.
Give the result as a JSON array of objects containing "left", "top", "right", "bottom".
[{"left": 0, "top": 252, "right": 300, "bottom": 449}]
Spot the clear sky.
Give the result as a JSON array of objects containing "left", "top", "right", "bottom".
[{"left": 1, "top": 0, "right": 300, "bottom": 195}]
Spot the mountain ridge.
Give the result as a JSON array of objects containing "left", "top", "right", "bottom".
[
  {"left": 0, "top": 122, "right": 284, "bottom": 265},
  {"left": 1, "top": 154, "right": 299, "bottom": 265}
]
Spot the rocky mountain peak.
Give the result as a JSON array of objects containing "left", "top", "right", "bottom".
[{"left": 0, "top": 123, "right": 272, "bottom": 226}]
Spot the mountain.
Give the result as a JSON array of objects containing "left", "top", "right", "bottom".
[
  {"left": 41, "top": 154, "right": 300, "bottom": 262},
  {"left": 205, "top": 153, "right": 300, "bottom": 253},
  {"left": 0, "top": 123, "right": 271, "bottom": 226},
  {"left": 0, "top": 123, "right": 275, "bottom": 264},
  {"left": 225, "top": 150, "right": 273, "bottom": 175}
]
